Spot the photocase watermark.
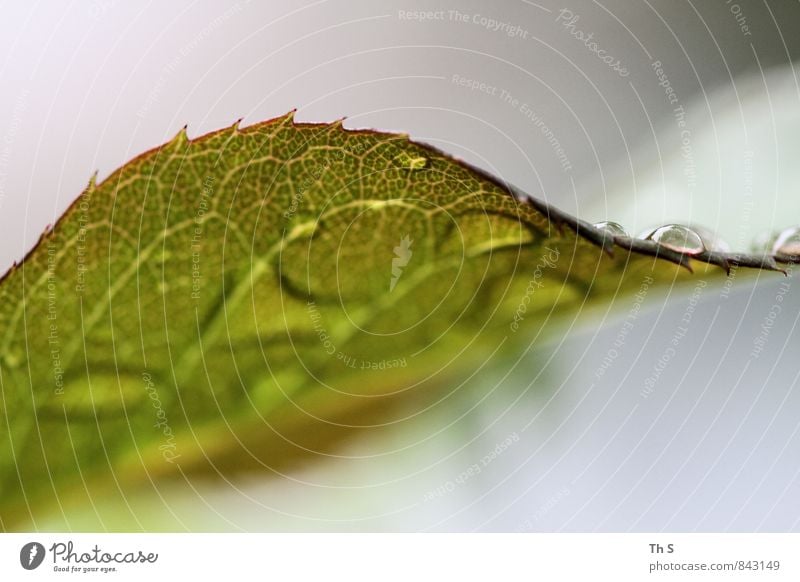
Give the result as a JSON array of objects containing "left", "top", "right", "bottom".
[
  {"left": 450, "top": 73, "right": 499, "bottom": 97},
  {"left": 20, "top": 542, "right": 45, "bottom": 570},
  {"left": 673, "top": 105, "right": 696, "bottom": 191},
  {"left": 306, "top": 300, "right": 408, "bottom": 370},
  {"left": 22, "top": 540, "right": 159, "bottom": 574},
  {"left": 283, "top": 158, "right": 332, "bottom": 220},
  {"left": 390, "top": 234, "right": 413, "bottom": 292},
  {"left": 726, "top": 0, "right": 752, "bottom": 37},
  {"left": 721, "top": 148, "right": 755, "bottom": 298},
  {"left": 336, "top": 353, "right": 407, "bottom": 370},
  {"left": 74, "top": 186, "right": 93, "bottom": 295},
  {"left": 190, "top": 176, "right": 215, "bottom": 301},
  {"left": 500, "top": 88, "right": 574, "bottom": 172},
  {"left": 283, "top": 137, "right": 372, "bottom": 220},
  {"left": 307, "top": 300, "right": 336, "bottom": 356},
  {"left": 556, "top": 8, "right": 629, "bottom": 77},
  {"left": 0, "top": 89, "right": 29, "bottom": 212},
  {"left": 750, "top": 274, "right": 792, "bottom": 359},
  {"left": 397, "top": 9, "right": 530, "bottom": 38},
  {"left": 423, "top": 433, "right": 519, "bottom": 502},
  {"left": 640, "top": 280, "right": 707, "bottom": 398},
  {"left": 594, "top": 275, "right": 654, "bottom": 379},
  {"left": 87, "top": 0, "right": 120, "bottom": 20},
  {"left": 46, "top": 242, "right": 65, "bottom": 395},
  {"left": 396, "top": 9, "right": 447, "bottom": 22},
  {"left": 137, "top": 1, "right": 251, "bottom": 119},
  {"left": 449, "top": 75, "right": 573, "bottom": 172},
  {"left": 652, "top": 60, "right": 679, "bottom": 107},
  {"left": 142, "top": 372, "right": 180, "bottom": 463},
  {"left": 510, "top": 247, "right": 560, "bottom": 332},
  {"left": 651, "top": 59, "right": 696, "bottom": 192},
  {"left": 516, "top": 486, "right": 571, "bottom": 531}
]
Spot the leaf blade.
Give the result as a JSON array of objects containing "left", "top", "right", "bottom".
[{"left": 0, "top": 113, "right": 786, "bottom": 528}]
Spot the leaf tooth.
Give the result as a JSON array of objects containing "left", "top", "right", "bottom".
[
  {"left": 330, "top": 117, "right": 347, "bottom": 131},
  {"left": 658, "top": 247, "right": 695, "bottom": 273},
  {"left": 764, "top": 260, "right": 788, "bottom": 277},
  {"left": 705, "top": 252, "right": 781, "bottom": 275},
  {"left": 679, "top": 255, "right": 695, "bottom": 273},
  {"left": 170, "top": 124, "right": 189, "bottom": 146},
  {"left": 762, "top": 256, "right": 788, "bottom": 275},
  {"left": 86, "top": 170, "right": 99, "bottom": 191},
  {"left": 718, "top": 256, "right": 732, "bottom": 275},
  {"left": 281, "top": 109, "right": 298, "bottom": 126},
  {"left": 231, "top": 118, "right": 243, "bottom": 133},
  {"left": 379, "top": 131, "right": 411, "bottom": 151},
  {"left": 34, "top": 223, "right": 54, "bottom": 246}
]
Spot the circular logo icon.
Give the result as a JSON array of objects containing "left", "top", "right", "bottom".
[{"left": 19, "top": 542, "right": 46, "bottom": 570}]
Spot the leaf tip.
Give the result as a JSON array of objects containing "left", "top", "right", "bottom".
[{"left": 38, "top": 223, "right": 55, "bottom": 244}]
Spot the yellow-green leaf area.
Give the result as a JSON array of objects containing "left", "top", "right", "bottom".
[{"left": 0, "top": 113, "right": 738, "bottom": 528}]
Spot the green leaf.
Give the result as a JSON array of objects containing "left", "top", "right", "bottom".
[{"left": 0, "top": 112, "right": 789, "bottom": 529}]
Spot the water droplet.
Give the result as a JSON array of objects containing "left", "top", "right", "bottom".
[
  {"left": 750, "top": 230, "right": 776, "bottom": 254},
  {"left": 771, "top": 226, "right": 800, "bottom": 257},
  {"left": 642, "top": 224, "right": 705, "bottom": 255},
  {"left": 689, "top": 225, "right": 731, "bottom": 253},
  {"left": 393, "top": 152, "right": 428, "bottom": 170},
  {"left": 593, "top": 221, "right": 629, "bottom": 237}
]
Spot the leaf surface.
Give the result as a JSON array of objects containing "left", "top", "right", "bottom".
[{"left": 0, "top": 113, "right": 787, "bottom": 528}]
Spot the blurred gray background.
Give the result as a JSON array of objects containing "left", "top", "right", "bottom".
[{"left": 1, "top": 0, "right": 798, "bottom": 531}]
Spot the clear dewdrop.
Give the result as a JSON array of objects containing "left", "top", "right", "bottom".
[
  {"left": 642, "top": 224, "right": 705, "bottom": 255},
  {"left": 688, "top": 225, "right": 731, "bottom": 253},
  {"left": 771, "top": 226, "right": 800, "bottom": 257},
  {"left": 750, "top": 230, "right": 776, "bottom": 254},
  {"left": 593, "top": 221, "right": 629, "bottom": 237}
]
